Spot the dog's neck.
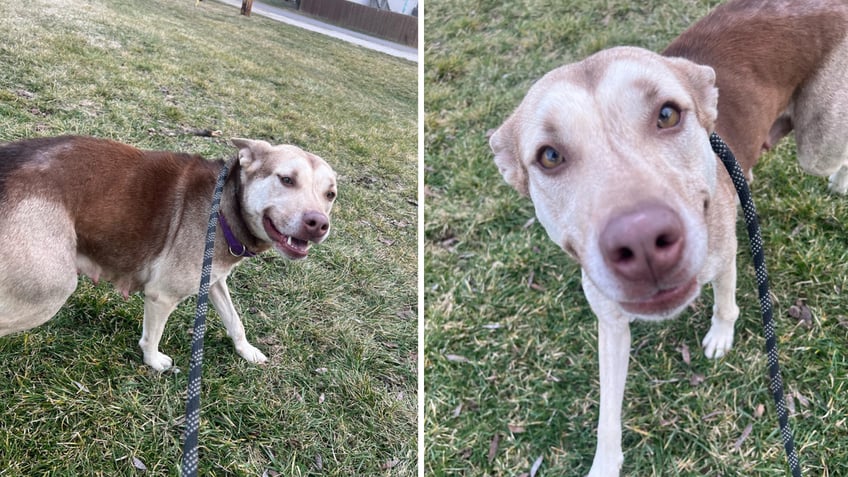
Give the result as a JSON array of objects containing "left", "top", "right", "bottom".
[{"left": 217, "top": 159, "right": 271, "bottom": 260}]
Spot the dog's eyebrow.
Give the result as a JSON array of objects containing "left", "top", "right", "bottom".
[{"left": 632, "top": 79, "right": 661, "bottom": 104}]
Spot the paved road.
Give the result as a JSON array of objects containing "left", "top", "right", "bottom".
[{"left": 211, "top": 0, "right": 418, "bottom": 62}]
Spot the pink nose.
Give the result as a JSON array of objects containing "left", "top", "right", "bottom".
[
  {"left": 599, "top": 203, "right": 685, "bottom": 283},
  {"left": 302, "top": 211, "right": 329, "bottom": 239}
]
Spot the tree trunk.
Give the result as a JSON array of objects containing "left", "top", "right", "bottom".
[{"left": 240, "top": 0, "right": 254, "bottom": 16}]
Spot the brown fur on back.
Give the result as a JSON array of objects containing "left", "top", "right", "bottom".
[
  {"left": 0, "top": 136, "right": 222, "bottom": 288},
  {"left": 663, "top": 0, "right": 848, "bottom": 172}
]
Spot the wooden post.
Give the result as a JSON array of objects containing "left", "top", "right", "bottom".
[{"left": 240, "top": 0, "right": 254, "bottom": 16}]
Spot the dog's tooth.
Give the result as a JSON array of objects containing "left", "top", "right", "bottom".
[{"left": 287, "top": 236, "right": 293, "bottom": 247}]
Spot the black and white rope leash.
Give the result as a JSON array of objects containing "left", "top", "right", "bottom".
[
  {"left": 180, "top": 160, "right": 231, "bottom": 477},
  {"left": 710, "top": 132, "right": 801, "bottom": 477}
]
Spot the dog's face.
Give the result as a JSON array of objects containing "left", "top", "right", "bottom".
[
  {"left": 490, "top": 47, "right": 721, "bottom": 319},
  {"left": 232, "top": 138, "right": 337, "bottom": 260}
]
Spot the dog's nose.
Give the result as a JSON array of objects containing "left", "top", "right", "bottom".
[
  {"left": 302, "top": 211, "right": 330, "bottom": 239},
  {"left": 599, "top": 203, "right": 684, "bottom": 283}
]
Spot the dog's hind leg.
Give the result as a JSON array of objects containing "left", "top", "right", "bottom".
[
  {"left": 209, "top": 278, "right": 268, "bottom": 364},
  {"left": 0, "top": 199, "right": 77, "bottom": 336},
  {"left": 792, "top": 37, "right": 848, "bottom": 194}
]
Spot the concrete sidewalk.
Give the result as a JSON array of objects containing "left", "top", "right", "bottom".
[{"left": 211, "top": 0, "right": 418, "bottom": 62}]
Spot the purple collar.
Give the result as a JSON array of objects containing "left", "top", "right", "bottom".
[{"left": 218, "top": 212, "right": 256, "bottom": 258}]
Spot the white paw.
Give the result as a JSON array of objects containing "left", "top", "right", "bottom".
[
  {"left": 828, "top": 166, "right": 848, "bottom": 194},
  {"left": 236, "top": 343, "right": 268, "bottom": 364},
  {"left": 144, "top": 351, "right": 174, "bottom": 372},
  {"left": 702, "top": 318, "right": 735, "bottom": 359}
]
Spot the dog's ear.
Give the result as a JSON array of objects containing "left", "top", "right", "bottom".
[
  {"left": 231, "top": 138, "right": 272, "bottom": 168},
  {"left": 666, "top": 58, "right": 718, "bottom": 133},
  {"left": 489, "top": 118, "right": 529, "bottom": 197}
]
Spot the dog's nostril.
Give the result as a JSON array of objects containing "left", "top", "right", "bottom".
[
  {"left": 612, "top": 247, "right": 635, "bottom": 263},
  {"left": 656, "top": 233, "right": 678, "bottom": 249}
]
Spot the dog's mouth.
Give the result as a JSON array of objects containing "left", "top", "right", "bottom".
[
  {"left": 618, "top": 277, "right": 699, "bottom": 317},
  {"left": 263, "top": 216, "right": 311, "bottom": 259}
]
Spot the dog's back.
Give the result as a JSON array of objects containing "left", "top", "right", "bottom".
[
  {"left": 663, "top": 0, "right": 848, "bottom": 174},
  {"left": 0, "top": 136, "right": 220, "bottom": 296}
]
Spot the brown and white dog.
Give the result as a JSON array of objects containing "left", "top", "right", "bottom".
[
  {"left": 489, "top": 0, "right": 847, "bottom": 475},
  {"left": 0, "top": 136, "right": 337, "bottom": 372}
]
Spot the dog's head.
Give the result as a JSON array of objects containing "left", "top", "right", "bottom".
[
  {"left": 231, "top": 138, "right": 337, "bottom": 260},
  {"left": 490, "top": 47, "right": 720, "bottom": 319}
]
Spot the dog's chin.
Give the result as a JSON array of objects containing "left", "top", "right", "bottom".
[
  {"left": 262, "top": 216, "right": 311, "bottom": 260},
  {"left": 617, "top": 278, "right": 700, "bottom": 320}
]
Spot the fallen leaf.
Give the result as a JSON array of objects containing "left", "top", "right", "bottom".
[
  {"left": 676, "top": 343, "right": 691, "bottom": 366},
  {"left": 487, "top": 433, "right": 500, "bottom": 464},
  {"left": 794, "top": 390, "right": 810, "bottom": 407},
  {"left": 508, "top": 424, "right": 525, "bottom": 433},
  {"left": 701, "top": 410, "right": 721, "bottom": 421},
  {"left": 482, "top": 323, "right": 501, "bottom": 330},
  {"left": 445, "top": 354, "right": 469, "bottom": 363},
  {"left": 319, "top": 393, "right": 325, "bottom": 404},
  {"left": 789, "top": 299, "right": 813, "bottom": 328},
  {"left": 530, "top": 455, "right": 544, "bottom": 477},
  {"left": 689, "top": 373, "right": 705, "bottom": 386},
  {"left": 132, "top": 456, "right": 147, "bottom": 471},
  {"left": 73, "top": 381, "right": 90, "bottom": 393},
  {"left": 314, "top": 454, "right": 323, "bottom": 471},
  {"left": 452, "top": 402, "right": 463, "bottom": 418},
  {"left": 381, "top": 459, "right": 399, "bottom": 470},
  {"left": 754, "top": 403, "right": 765, "bottom": 418},
  {"left": 733, "top": 423, "right": 753, "bottom": 450},
  {"left": 314, "top": 367, "right": 328, "bottom": 374},
  {"left": 786, "top": 393, "right": 796, "bottom": 414},
  {"left": 378, "top": 237, "right": 395, "bottom": 246},
  {"left": 523, "top": 217, "right": 536, "bottom": 229},
  {"left": 460, "top": 448, "right": 472, "bottom": 459}
]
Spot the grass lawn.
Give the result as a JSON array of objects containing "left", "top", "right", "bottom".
[
  {"left": 0, "top": 0, "right": 417, "bottom": 475},
  {"left": 424, "top": 0, "right": 848, "bottom": 476}
]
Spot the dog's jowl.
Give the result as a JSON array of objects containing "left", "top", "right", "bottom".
[
  {"left": 0, "top": 136, "right": 337, "bottom": 371},
  {"left": 489, "top": 0, "right": 847, "bottom": 475}
]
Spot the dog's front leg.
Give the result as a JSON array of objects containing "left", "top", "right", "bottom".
[
  {"left": 209, "top": 278, "right": 268, "bottom": 364},
  {"left": 140, "top": 294, "right": 180, "bottom": 371},
  {"left": 702, "top": 257, "right": 739, "bottom": 359},
  {"left": 584, "top": 277, "right": 630, "bottom": 477}
]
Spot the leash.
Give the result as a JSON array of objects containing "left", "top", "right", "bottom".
[
  {"left": 180, "top": 160, "right": 231, "bottom": 476},
  {"left": 710, "top": 133, "right": 801, "bottom": 477}
]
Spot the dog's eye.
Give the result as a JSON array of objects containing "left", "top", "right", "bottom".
[
  {"left": 538, "top": 146, "right": 564, "bottom": 169},
  {"left": 280, "top": 176, "right": 294, "bottom": 186},
  {"left": 657, "top": 103, "right": 681, "bottom": 129},
  {"left": 326, "top": 191, "right": 336, "bottom": 200}
]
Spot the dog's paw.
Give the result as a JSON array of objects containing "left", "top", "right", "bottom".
[
  {"left": 702, "top": 318, "right": 735, "bottom": 359},
  {"left": 828, "top": 166, "right": 848, "bottom": 194},
  {"left": 236, "top": 343, "right": 268, "bottom": 364},
  {"left": 144, "top": 351, "right": 174, "bottom": 372}
]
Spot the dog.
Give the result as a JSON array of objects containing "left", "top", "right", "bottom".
[
  {"left": 489, "top": 0, "right": 847, "bottom": 475},
  {"left": 0, "top": 136, "right": 337, "bottom": 372}
]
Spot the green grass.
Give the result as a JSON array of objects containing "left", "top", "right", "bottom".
[
  {"left": 0, "top": 1, "right": 416, "bottom": 475},
  {"left": 424, "top": 0, "right": 848, "bottom": 476}
]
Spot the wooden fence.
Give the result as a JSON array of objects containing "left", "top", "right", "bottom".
[{"left": 300, "top": 0, "right": 417, "bottom": 47}]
